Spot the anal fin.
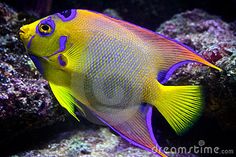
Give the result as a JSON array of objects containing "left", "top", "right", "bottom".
[{"left": 90, "top": 104, "right": 167, "bottom": 157}]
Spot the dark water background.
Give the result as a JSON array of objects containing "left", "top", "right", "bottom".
[{"left": 2, "top": 0, "right": 236, "bottom": 30}]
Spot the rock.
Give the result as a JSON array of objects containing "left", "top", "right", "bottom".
[
  {"left": 0, "top": 3, "right": 66, "bottom": 155},
  {"left": 12, "top": 125, "right": 155, "bottom": 157}
]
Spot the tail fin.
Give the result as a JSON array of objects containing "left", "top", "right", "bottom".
[{"left": 153, "top": 81, "right": 203, "bottom": 135}]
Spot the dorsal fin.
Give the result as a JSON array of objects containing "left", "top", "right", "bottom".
[{"left": 99, "top": 13, "right": 222, "bottom": 72}]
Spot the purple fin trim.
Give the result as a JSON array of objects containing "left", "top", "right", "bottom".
[
  {"left": 48, "top": 36, "right": 67, "bottom": 57},
  {"left": 157, "top": 70, "right": 167, "bottom": 83},
  {"left": 158, "top": 60, "right": 194, "bottom": 84},
  {"left": 29, "top": 54, "right": 43, "bottom": 74},
  {"left": 36, "top": 16, "right": 55, "bottom": 37},
  {"left": 27, "top": 35, "right": 35, "bottom": 49},
  {"left": 146, "top": 106, "right": 161, "bottom": 150},
  {"left": 96, "top": 105, "right": 163, "bottom": 157},
  {"left": 56, "top": 9, "right": 77, "bottom": 22}
]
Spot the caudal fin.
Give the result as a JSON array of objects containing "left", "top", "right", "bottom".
[{"left": 152, "top": 81, "right": 203, "bottom": 135}]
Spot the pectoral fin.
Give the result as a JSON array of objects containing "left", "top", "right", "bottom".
[{"left": 49, "top": 82, "right": 85, "bottom": 121}]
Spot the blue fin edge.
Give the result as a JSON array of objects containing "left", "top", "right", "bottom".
[
  {"left": 96, "top": 105, "right": 163, "bottom": 156},
  {"left": 29, "top": 54, "right": 44, "bottom": 74},
  {"left": 158, "top": 60, "right": 194, "bottom": 84}
]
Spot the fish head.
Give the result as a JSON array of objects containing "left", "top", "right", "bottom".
[
  {"left": 20, "top": 18, "right": 55, "bottom": 57},
  {"left": 19, "top": 9, "right": 81, "bottom": 86},
  {"left": 19, "top": 9, "right": 79, "bottom": 57}
]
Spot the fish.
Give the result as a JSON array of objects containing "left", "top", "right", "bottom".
[{"left": 19, "top": 9, "right": 222, "bottom": 157}]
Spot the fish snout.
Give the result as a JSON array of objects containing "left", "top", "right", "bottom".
[{"left": 19, "top": 25, "right": 30, "bottom": 40}]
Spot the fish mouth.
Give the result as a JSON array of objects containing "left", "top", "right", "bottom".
[
  {"left": 19, "top": 31, "right": 25, "bottom": 41},
  {"left": 19, "top": 29, "right": 24, "bottom": 35},
  {"left": 19, "top": 28, "right": 26, "bottom": 39},
  {"left": 19, "top": 26, "right": 37, "bottom": 50},
  {"left": 19, "top": 26, "right": 31, "bottom": 40},
  {"left": 19, "top": 34, "right": 30, "bottom": 41}
]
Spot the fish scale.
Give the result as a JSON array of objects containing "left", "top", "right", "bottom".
[{"left": 83, "top": 33, "right": 147, "bottom": 112}]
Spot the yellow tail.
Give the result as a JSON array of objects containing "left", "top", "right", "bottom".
[{"left": 147, "top": 80, "right": 203, "bottom": 135}]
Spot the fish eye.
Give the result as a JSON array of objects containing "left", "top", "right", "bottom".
[
  {"left": 39, "top": 24, "right": 51, "bottom": 33},
  {"left": 36, "top": 17, "right": 55, "bottom": 37}
]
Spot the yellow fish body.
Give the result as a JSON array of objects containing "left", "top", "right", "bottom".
[{"left": 19, "top": 9, "right": 221, "bottom": 156}]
